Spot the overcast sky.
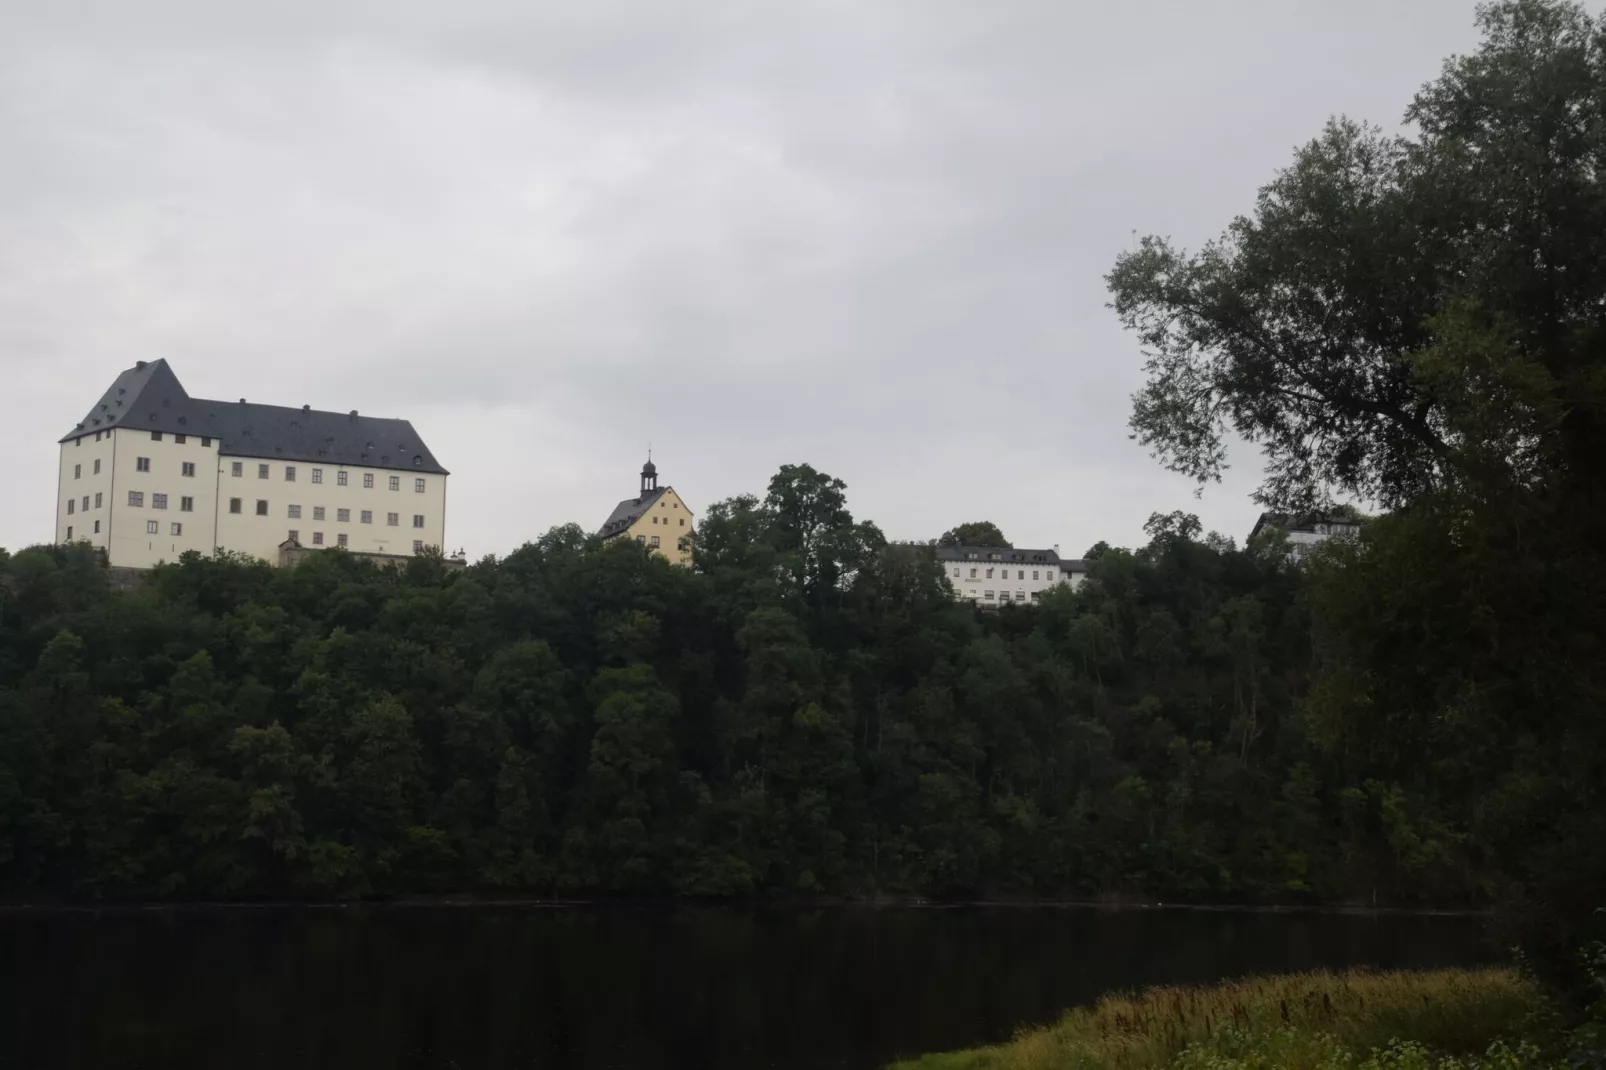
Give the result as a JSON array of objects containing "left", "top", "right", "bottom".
[{"left": 2, "top": 0, "right": 1492, "bottom": 560}]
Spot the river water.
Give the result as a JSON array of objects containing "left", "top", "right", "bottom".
[{"left": 0, "top": 904, "right": 1493, "bottom": 1069}]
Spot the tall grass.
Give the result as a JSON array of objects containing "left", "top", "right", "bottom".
[{"left": 889, "top": 968, "right": 1556, "bottom": 1070}]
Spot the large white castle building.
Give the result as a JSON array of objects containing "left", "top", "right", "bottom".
[
  {"left": 936, "top": 544, "right": 1087, "bottom": 605},
  {"left": 55, "top": 359, "right": 448, "bottom": 568}
]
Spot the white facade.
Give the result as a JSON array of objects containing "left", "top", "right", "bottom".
[
  {"left": 56, "top": 361, "right": 448, "bottom": 569},
  {"left": 938, "top": 545, "right": 1086, "bottom": 605},
  {"left": 1249, "top": 513, "right": 1362, "bottom": 561}
]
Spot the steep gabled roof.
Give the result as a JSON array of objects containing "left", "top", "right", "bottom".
[
  {"left": 60, "top": 359, "right": 448, "bottom": 475},
  {"left": 934, "top": 544, "right": 1088, "bottom": 574},
  {"left": 599, "top": 486, "right": 671, "bottom": 538}
]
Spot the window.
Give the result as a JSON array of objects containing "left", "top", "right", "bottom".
[
  {"left": 65, "top": 526, "right": 72, "bottom": 539},
  {"left": 313, "top": 506, "right": 326, "bottom": 521},
  {"left": 93, "top": 521, "right": 100, "bottom": 533},
  {"left": 67, "top": 500, "right": 75, "bottom": 515},
  {"left": 337, "top": 533, "right": 348, "bottom": 548},
  {"left": 136, "top": 457, "right": 150, "bottom": 472},
  {"left": 952, "top": 567, "right": 960, "bottom": 577},
  {"left": 74, "top": 464, "right": 81, "bottom": 479},
  {"left": 652, "top": 516, "right": 658, "bottom": 525},
  {"left": 75, "top": 438, "right": 81, "bottom": 448},
  {"left": 285, "top": 466, "right": 296, "bottom": 482},
  {"left": 81, "top": 496, "right": 88, "bottom": 510},
  {"left": 678, "top": 537, "right": 688, "bottom": 551},
  {"left": 1031, "top": 591, "right": 1042, "bottom": 601},
  {"left": 258, "top": 464, "right": 269, "bottom": 479},
  {"left": 146, "top": 520, "right": 159, "bottom": 534},
  {"left": 229, "top": 498, "right": 242, "bottom": 514},
  {"left": 94, "top": 459, "right": 101, "bottom": 475},
  {"left": 152, "top": 493, "right": 167, "bottom": 510},
  {"left": 128, "top": 491, "right": 144, "bottom": 507},
  {"left": 151, "top": 431, "right": 162, "bottom": 442},
  {"left": 288, "top": 530, "right": 299, "bottom": 543},
  {"left": 387, "top": 513, "right": 398, "bottom": 526},
  {"left": 312, "top": 468, "right": 323, "bottom": 484},
  {"left": 680, "top": 518, "right": 685, "bottom": 526},
  {"left": 255, "top": 500, "right": 268, "bottom": 516},
  {"left": 360, "top": 510, "right": 372, "bottom": 524},
  {"left": 201, "top": 437, "right": 211, "bottom": 447},
  {"left": 413, "top": 540, "right": 424, "bottom": 553},
  {"left": 337, "top": 508, "right": 350, "bottom": 523},
  {"left": 985, "top": 567, "right": 993, "bottom": 578},
  {"left": 412, "top": 514, "right": 425, "bottom": 528},
  {"left": 650, "top": 535, "right": 661, "bottom": 547},
  {"left": 231, "top": 461, "right": 243, "bottom": 477},
  {"left": 636, "top": 535, "right": 645, "bottom": 544},
  {"left": 969, "top": 568, "right": 977, "bottom": 578},
  {"left": 175, "top": 434, "right": 186, "bottom": 445},
  {"left": 171, "top": 522, "right": 182, "bottom": 536},
  {"left": 313, "top": 532, "right": 324, "bottom": 545},
  {"left": 182, "top": 461, "right": 196, "bottom": 477},
  {"left": 337, "top": 471, "right": 349, "bottom": 486},
  {"left": 180, "top": 496, "right": 193, "bottom": 512},
  {"left": 1032, "top": 570, "right": 1039, "bottom": 581},
  {"left": 365, "top": 473, "right": 376, "bottom": 489},
  {"left": 984, "top": 590, "right": 995, "bottom": 600},
  {"left": 95, "top": 431, "right": 101, "bottom": 442},
  {"left": 414, "top": 478, "right": 425, "bottom": 493},
  {"left": 288, "top": 505, "right": 302, "bottom": 519},
  {"left": 95, "top": 492, "right": 102, "bottom": 508},
  {"left": 387, "top": 475, "right": 398, "bottom": 491},
  {"left": 1016, "top": 591, "right": 1026, "bottom": 601}
]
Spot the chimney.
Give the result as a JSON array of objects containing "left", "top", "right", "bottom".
[
  {"left": 239, "top": 398, "right": 247, "bottom": 404},
  {"left": 349, "top": 410, "right": 358, "bottom": 420},
  {"left": 303, "top": 404, "right": 311, "bottom": 411},
  {"left": 1053, "top": 544, "right": 1061, "bottom": 557},
  {"left": 135, "top": 360, "right": 147, "bottom": 369}
]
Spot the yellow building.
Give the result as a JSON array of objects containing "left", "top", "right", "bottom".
[{"left": 598, "top": 457, "right": 694, "bottom": 566}]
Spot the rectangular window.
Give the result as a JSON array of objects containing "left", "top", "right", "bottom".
[
  {"left": 180, "top": 496, "right": 193, "bottom": 512},
  {"left": 289, "top": 505, "right": 302, "bottom": 519},
  {"left": 288, "top": 530, "right": 299, "bottom": 543},
  {"left": 258, "top": 464, "right": 269, "bottom": 479},
  {"left": 136, "top": 457, "right": 150, "bottom": 472},
  {"left": 181, "top": 461, "right": 196, "bottom": 477},
  {"left": 95, "top": 431, "right": 101, "bottom": 442},
  {"left": 338, "top": 471, "right": 349, "bottom": 486},
  {"left": 1018, "top": 570, "right": 1025, "bottom": 580},
  {"left": 414, "top": 478, "right": 425, "bottom": 493},
  {"left": 95, "top": 492, "right": 102, "bottom": 508},
  {"left": 285, "top": 466, "right": 296, "bottom": 482},
  {"left": 362, "top": 473, "right": 374, "bottom": 489},
  {"left": 313, "top": 506, "right": 326, "bottom": 521},
  {"left": 412, "top": 514, "right": 425, "bottom": 528},
  {"left": 387, "top": 512, "right": 398, "bottom": 526},
  {"left": 255, "top": 500, "right": 268, "bottom": 516},
  {"left": 1016, "top": 591, "right": 1026, "bottom": 601},
  {"left": 93, "top": 520, "right": 100, "bottom": 533},
  {"left": 201, "top": 437, "right": 211, "bottom": 447},
  {"left": 94, "top": 459, "right": 101, "bottom": 475},
  {"left": 312, "top": 468, "right": 323, "bottom": 484},
  {"left": 174, "top": 434, "right": 186, "bottom": 445},
  {"left": 171, "top": 522, "right": 182, "bottom": 536},
  {"left": 229, "top": 498, "right": 242, "bottom": 514},
  {"left": 81, "top": 496, "right": 88, "bottom": 510},
  {"left": 360, "top": 510, "right": 372, "bottom": 524},
  {"left": 413, "top": 540, "right": 424, "bottom": 553},
  {"left": 984, "top": 590, "right": 995, "bottom": 600},
  {"left": 650, "top": 535, "right": 661, "bottom": 547},
  {"left": 232, "top": 461, "right": 243, "bottom": 477},
  {"left": 151, "top": 431, "right": 162, "bottom": 442},
  {"left": 680, "top": 518, "right": 685, "bottom": 526},
  {"left": 969, "top": 568, "right": 977, "bottom": 578},
  {"left": 637, "top": 534, "right": 645, "bottom": 544},
  {"left": 313, "top": 532, "right": 324, "bottom": 545},
  {"left": 67, "top": 500, "right": 74, "bottom": 515},
  {"left": 337, "top": 533, "right": 348, "bottom": 548},
  {"left": 74, "top": 464, "right": 81, "bottom": 479},
  {"left": 152, "top": 493, "right": 167, "bottom": 510},
  {"left": 146, "top": 520, "right": 158, "bottom": 534},
  {"left": 387, "top": 475, "right": 398, "bottom": 491},
  {"left": 76, "top": 438, "right": 81, "bottom": 447},
  {"left": 1032, "top": 570, "right": 1039, "bottom": 581},
  {"left": 337, "top": 508, "right": 350, "bottom": 523},
  {"left": 677, "top": 537, "right": 688, "bottom": 551},
  {"left": 65, "top": 526, "right": 73, "bottom": 539},
  {"left": 985, "top": 568, "right": 993, "bottom": 578},
  {"left": 128, "top": 491, "right": 144, "bottom": 507}
]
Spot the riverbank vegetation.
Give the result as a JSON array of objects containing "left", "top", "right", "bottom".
[{"left": 889, "top": 967, "right": 1561, "bottom": 1070}]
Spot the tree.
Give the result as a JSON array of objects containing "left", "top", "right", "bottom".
[{"left": 938, "top": 522, "right": 1011, "bottom": 549}]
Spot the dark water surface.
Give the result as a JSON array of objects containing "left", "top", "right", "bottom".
[{"left": 0, "top": 905, "right": 1494, "bottom": 1070}]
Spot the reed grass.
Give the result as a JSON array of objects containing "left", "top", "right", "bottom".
[{"left": 889, "top": 967, "right": 1558, "bottom": 1070}]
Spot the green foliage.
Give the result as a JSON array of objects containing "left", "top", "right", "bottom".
[
  {"left": 888, "top": 968, "right": 1557, "bottom": 1070},
  {"left": 940, "top": 523, "right": 1012, "bottom": 549}
]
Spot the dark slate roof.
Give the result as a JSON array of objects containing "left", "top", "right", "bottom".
[
  {"left": 1247, "top": 512, "right": 1362, "bottom": 541},
  {"left": 935, "top": 544, "right": 1086, "bottom": 572},
  {"left": 60, "top": 359, "right": 448, "bottom": 475},
  {"left": 598, "top": 486, "right": 670, "bottom": 538}
]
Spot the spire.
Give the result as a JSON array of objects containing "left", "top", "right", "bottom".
[{"left": 641, "top": 448, "right": 658, "bottom": 495}]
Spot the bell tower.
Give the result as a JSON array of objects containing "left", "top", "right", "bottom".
[{"left": 640, "top": 451, "right": 658, "bottom": 496}]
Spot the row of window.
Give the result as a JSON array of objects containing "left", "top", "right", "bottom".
[
  {"left": 225, "top": 499, "right": 426, "bottom": 527},
  {"left": 635, "top": 535, "right": 691, "bottom": 551},
  {"left": 952, "top": 566, "right": 1063, "bottom": 581},
  {"left": 64, "top": 523, "right": 101, "bottom": 538},
  {"left": 648, "top": 515, "right": 687, "bottom": 527},
  {"left": 230, "top": 462, "right": 427, "bottom": 492},
  {"left": 287, "top": 530, "right": 427, "bottom": 553},
  {"left": 144, "top": 521, "right": 184, "bottom": 535},
  {"left": 124, "top": 492, "right": 195, "bottom": 511},
  {"left": 74, "top": 432, "right": 212, "bottom": 447},
  {"left": 970, "top": 590, "right": 1034, "bottom": 602},
  {"left": 65, "top": 492, "right": 105, "bottom": 515}
]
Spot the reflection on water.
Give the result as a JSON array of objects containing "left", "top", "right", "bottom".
[{"left": 0, "top": 905, "right": 1493, "bottom": 1070}]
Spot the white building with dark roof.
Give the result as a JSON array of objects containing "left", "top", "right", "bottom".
[
  {"left": 1247, "top": 512, "right": 1362, "bottom": 561},
  {"left": 56, "top": 359, "right": 449, "bottom": 568},
  {"left": 936, "top": 544, "right": 1086, "bottom": 605}
]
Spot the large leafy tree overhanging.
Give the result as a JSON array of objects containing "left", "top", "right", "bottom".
[{"left": 1110, "top": 0, "right": 1606, "bottom": 984}]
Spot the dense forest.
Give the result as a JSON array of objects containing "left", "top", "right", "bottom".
[{"left": 2, "top": 0, "right": 1604, "bottom": 992}]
